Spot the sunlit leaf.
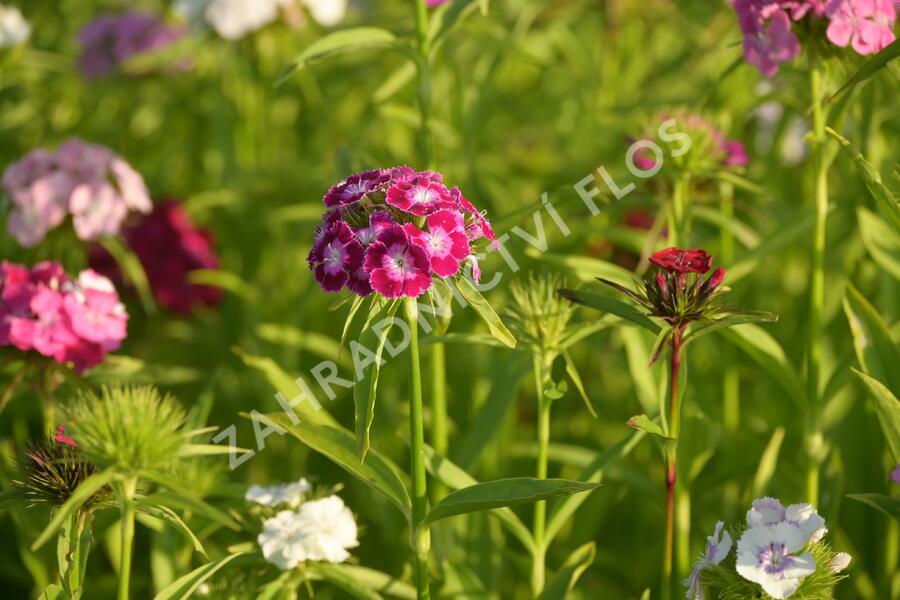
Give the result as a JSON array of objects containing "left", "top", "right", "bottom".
[
  {"left": 277, "top": 28, "right": 404, "bottom": 85},
  {"left": 453, "top": 276, "right": 516, "bottom": 348},
  {"left": 558, "top": 289, "right": 660, "bottom": 333},
  {"left": 152, "top": 553, "right": 251, "bottom": 600},
  {"left": 32, "top": 468, "right": 116, "bottom": 551},
  {"left": 536, "top": 542, "right": 596, "bottom": 600},
  {"left": 847, "top": 493, "right": 900, "bottom": 521},
  {"left": 852, "top": 369, "right": 900, "bottom": 462}
]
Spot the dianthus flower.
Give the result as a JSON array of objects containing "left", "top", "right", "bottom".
[
  {"left": 89, "top": 201, "right": 222, "bottom": 314},
  {"left": 683, "top": 521, "right": 732, "bottom": 600},
  {"left": 308, "top": 167, "right": 495, "bottom": 299},
  {"left": 825, "top": 0, "right": 896, "bottom": 55},
  {"left": 3, "top": 139, "right": 152, "bottom": 247},
  {"left": 245, "top": 477, "right": 311, "bottom": 508},
  {"left": 78, "top": 12, "right": 186, "bottom": 79},
  {"left": 0, "top": 261, "right": 127, "bottom": 372}
]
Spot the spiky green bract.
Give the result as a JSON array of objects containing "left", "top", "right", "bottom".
[
  {"left": 12, "top": 438, "right": 110, "bottom": 509},
  {"left": 506, "top": 272, "right": 576, "bottom": 356},
  {"left": 702, "top": 536, "right": 848, "bottom": 600},
  {"left": 62, "top": 385, "right": 187, "bottom": 474}
]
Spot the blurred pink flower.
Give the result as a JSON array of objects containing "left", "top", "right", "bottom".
[
  {"left": 0, "top": 261, "right": 127, "bottom": 372},
  {"left": 892, "top": 464, "right": 900, "bottom": 484},
  {"left": 54, "top": 425, "right": 77, "bottom": 447},
  {"left": 826, "top": 0, "right": 896, "bottom": 54},
  {"left": 78, "top": 11, "right": 187, "bottom": 79},
  {"left": 90, "top": 202, "right": 223, "bottom": 314},
  {"left": 735, "top": 2, "right": 801, "bottom": 77},
  {"left": 2, "top": 139, "right": 151, "bottom": 248}
]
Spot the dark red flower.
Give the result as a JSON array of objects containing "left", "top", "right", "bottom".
[{"left": 650, "top": 248, "right": 713, "bottom": 274}]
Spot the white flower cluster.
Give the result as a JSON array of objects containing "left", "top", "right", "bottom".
[
  {"left": 0, "top": 4, "right": 31, "bottom": 48},
  {"left": 685, "top": 497, "right": 851, "bottom": 600},
  {"left": 245, "top": 477, "right": 311, "bottom": 508},
  {"left": 173, "top": 0, "right": 346, "bottom": 40},
  {"left": 257, "top": 495, "right": 359, "bottom": 569}
]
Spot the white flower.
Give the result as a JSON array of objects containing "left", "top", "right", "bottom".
[
  {"left": 829, "top": 552, "right": 852, "bottom": 573},
  {"left": 176, "top": 0, "right": 281, "bottom": 39},
  {"left": 258, "top": 495, "right": 359, "bottom": 569},
  {"left": 736, "top": 522, "right": 816, "bottom": 599},
  {"left": 746, "top": 497, "right": 827, "bottom": 545},
  {"left": 245, "top": 477, "right": 311, "bottom": 507},
  {"left": 302, "top": 0, "right": 347, "bottom": 26},
  {"left": 683, "top": 521, "right": 732, "bottom": 600},
  {"left": 0, "top": 4, "right": 31, "bottom": 48}
]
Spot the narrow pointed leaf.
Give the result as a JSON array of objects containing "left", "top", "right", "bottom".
[
  {"left": 135, "top": 502, "right": 207, "bottom": 557},
  {"left": 306, "top": 563, "right": 383, "bottom": 600},
  {"left": 827, "top": 39, "right": 900, "bottom": 105},
  {"left": 537, "top": 542, "right": 596, "bottom": 600},
  {"left": 626, "top": 414, "right": 672, "bottom": 440},
  {"left": 152, "top": 553, "right": 250, "bottom": 600},
  {"left": 354, "top": 300, "right": 400, "bottom": 460},
  {"left": 276, "top": 28, "right": 400, "bottom": 85},
  {"left": 852, "top": 369, "right": 900, "bottom": 462},
  {"left": 720, "top": 324, "right": 804, "bottom": 405},
  {"left": 423, "top": 477, "right": 597, "bottom": 525},
  {"left": 857, "top": 207, "right": 900, "bottom": 280},
  {"left": 31, "top": 467, "right": 116, "bottom": 551},
  {"left": 562, "top": 350, "right": 597, "bottom": 417},
  {"left": 558, "top": 289, "right": 660, "bottom": 333},
  {"left": 453, "top": 276, "right": 516, "bottom": 348},
  {"left": 683, "top": 311, "right": 778, "bottom": 344},
  {"left": 844, "top": 284, "right": 900, "bottom": 396},
  {"left": 847, "top": 493, "right": 900, "bottom": 521}
]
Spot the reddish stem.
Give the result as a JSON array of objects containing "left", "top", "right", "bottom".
[{"left": 662, "top": 326, "right": 684, "bottom": 600}]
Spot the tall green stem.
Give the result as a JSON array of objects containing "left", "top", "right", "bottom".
[
  {"left": 669, "top": 174, "right": 691, "bottom": 248},
  {"left": 413, "top": 0, "right": 433, "bottom": 168},
  {"left": 430, "top": 343, "right": 448, "bottom": 502},
  {"left": 117, "top": 476, "right": 138, "bottom": 600},
  {"left": 405, "top": 299, "right": 431, "bottom": 600},
  {"left": 530, "top": 353, "right": 550, "bottom": 597},
  {"left": 662, "top": 327, "right": 684, "bottom": 600},
  {"left": 805, "top": 62, "right": 828, "bottom": 505}
]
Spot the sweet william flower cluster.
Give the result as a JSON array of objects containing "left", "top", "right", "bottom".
[
  {"left": 308, "top": 167, "right": 496, "bottom": 299},
  {"left": 2, "top": 138, "right": 152, "bottom": 247},
  {"left": 0, "top": 261, "right": 127, "bottom": 372},
  {"left": 734, "top": 0, "right": 896, "bottom": 76}
]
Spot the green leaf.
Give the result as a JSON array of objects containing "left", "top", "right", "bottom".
[
  {"left": 31, "top": 468, "right": 116, "bottom": 551},
  {"left": 152, "top": 553, "right": 249, "bottom": 600},
  {"left": 852, "top": 369, "right": 900, "bottom": 462},
  {"left": 252, "top": 412, "right": 411, "bottom": 520},
  {"left": 536, "top": 542, "right": 596, "bottom": 600},
  {"left": 428, "top": 0, "right": 481, "bottom": 48},
  {"left": 694, "top": 170, "right": 770, "bottom": 196},
  {"left": 255, "top": 323, "right": 346, "bottom": 365},
  {"left": 340, "top": 295, "right": 369, "bottom": 353},
  {"left": 827, "top": 39, "right": 900, "bottom": 105},
  {"left": 188, "top": 269, "right": 259, "bottom": 304},
  {"left": 847, "top": 493, "right": 900, "bottom": 521},
  {"left": 843, "top": 284, "right": 900, "bottom": 397},
  {"left": 276, "top": 28, "right": 402, "bottom": 85},
  {"left": 135, "top": 502, "right": 207, "bottom": 557},
  {"left": 137, "top": 487, "right": 239, "bottom": 531},
  {"left": 727, "top": 210, "right": 819, "bottom": 284},
  {"left": 720, "top": 324, "right": 804, "bottom": 405},
  {"left": 306, "top": 563, "right": 383, "bottom": 600},
  {"left": 750, "top": 427, "right": 786, "bottom": 499},
  {"left": 98, "top": 236, "right": 156, "bottom": 313},
  {"left": 57, "top": 512, "right": 92, "bottom": 600},
  {"left": 857, "top": 207, "right": 900, "bottom": 280},
  {"left": 177, "top": 443, "right": 251, "bottom": 457},
  {"left": 562, "top": 350, "right": 597, "bottom": 418},
  {"left": 626, "top": 414, "right": 672, "bottom": 440},
  {"left": 452, "top": 277, "right": 516, "bottom": 348},
  {"left": 420, "top": 444, "right": 534, "bottom": 552},
  {"left": 528, "top": 251, "right": 634, "bottom": 286},
  {"left": 620, "top": 328, "right": 664, "bottom": 414},
  {"left": 354, "top": 300, "right": 401, "bottom": 460},
  {"left": 320, "top": 565, "right": 416, "bottom": 599},
  {"left": 423, "top": 477, "right": 597, "bottom": 526},
  {"left": 827, "top": 127, "right": 900, "bottom": 234},
  {"left": 683, "top": 311, "right": 778, "bottom": 344},
  {"left": 37, "top": 585, "right": 65, "bottom": 600},
  {"left": 558, "top": 289, "right": 660, "bottom": 333},
  {"left": 692, "top": 205, "right": 762, "bottom": 249}
]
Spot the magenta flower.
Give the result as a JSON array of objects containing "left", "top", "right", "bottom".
[
  {"left": 54, "top": 425, "right": 77, "bottom": 447},
  {"left": 78, "top": 12, "right": 187, "bottom": 79},
  {"left": 309, "top": 167, "right": 495, "bottom": 298},
  {"left": 0, "top": 261, "right": 127, "bottom": 372},
  {"left": 826, "top": 0, "right": 896, "bottom": 55},
  {"left": 90, "top": 201, "right": 223, "bottom": 314},
  {"left": 365, "top": 226, "right": 433, "bottom": 299},
  {"left": 386, "top": 175, "right": 455, "bottom": 216},
  {"left": 406, "top": 210, "right": 471, "bottom": 277},
  {"left": 734, "top": 1, "right": 802, "bottom": 76},
  {"left": 2, "top": 139, "right": 152, "bottom": 247},
  {"left": 892, "top": 464, "right": 900, "bottom": 484}
]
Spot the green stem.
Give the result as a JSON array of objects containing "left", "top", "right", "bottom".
[
  {"left": 805, "top": 61, "right": 828, "bottom": 505},
  {"left": 405, "top": 299, "right": 431, "bottom": 600},
  {"left": 669, "top": 174, "right": 691, "bottom": 247},
  {"left": 531, "top": 353, "right": 550, "bottom": 597},
  {"left": 413, "top": 0, "right": 433, "bottom": 168},
  {"left": 662, "top": 328, "right": 684, "bottom": 600},
  {"left": 117, "top": 476, "right": 138, "bottom": 600},
  {"left": 430, "top": 343, "right": 448, "bottom": 502}
]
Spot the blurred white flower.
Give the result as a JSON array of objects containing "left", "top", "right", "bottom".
[
  {"left": 302, "top": 0, "right": 347, "bottom": 26},
  {"left": 245, "top": 477, "right": 311, "bottom": 507},
  {"left": 174, "top": 0, "right": 281, "bottom": 39},
  {"left": 683, "top": 521, "right": 732, "bottom": 600},
  {"left": 736, "top": 522, "right": 816, "bottom": 599},
  {"left": 0, "top": 4, "right": 31, "bottom": 48},
  {"left": 258, "top": 495, "right": 359, "bottom": 569},
  {"left": 829, "top": 552, "right": 852, "bottom": 573}
]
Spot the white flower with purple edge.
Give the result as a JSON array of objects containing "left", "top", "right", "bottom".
[
  {"left": 245, "top": 477, "right": 311, "bottom": 508},
  {"left": 746, "top": 497, "right": 827, "bottom": 544},
  {"left": 736, "top": 521, "right": 817, "bottom": 599},
  {"left": 683, "top": 520, "right": 732, "bottom": 600}
]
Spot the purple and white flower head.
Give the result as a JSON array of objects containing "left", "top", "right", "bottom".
[
  {"left": 736, "top": 521, "right": 817, "bottom": 599},
  {"left": 683, "top": 521, "right": 732, "bottom": 600},
  {"left": 308, "top": 167, "right": 496, "bottom": 299},
  {"left": 746, "top": 497, "right": 827, "bottom": 544}
]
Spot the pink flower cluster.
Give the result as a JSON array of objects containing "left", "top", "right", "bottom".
[
  {"left": 2, "top": 138, "right": 152, "bottom": 248},
  {"left": 634, "top": 114, "right": 749, "bottom": 170},
  {"left": 734, "top": 0, "right": 896, "bottom": 76},
  {"left": 308, "top": 167, "right": 496, "bottom": 299},
  {"left": 0, "top": 261, "right": 128, "bottom": 372},
  {"left": 90, "top": 201, "right": 223, "bottom": 314},
  {"left": 78, "top": 12, "right": 187, "bottom": 79}
]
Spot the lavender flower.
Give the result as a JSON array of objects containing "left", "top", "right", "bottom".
[
  {"left": 78, "top": 12, "right": 186, "bottom": 79},
  {"left": 736, "top": 522, "right": 817, "bottom": 599},
  {"left": 683, "top": 521, "right": 732, "bottom": 600}
]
